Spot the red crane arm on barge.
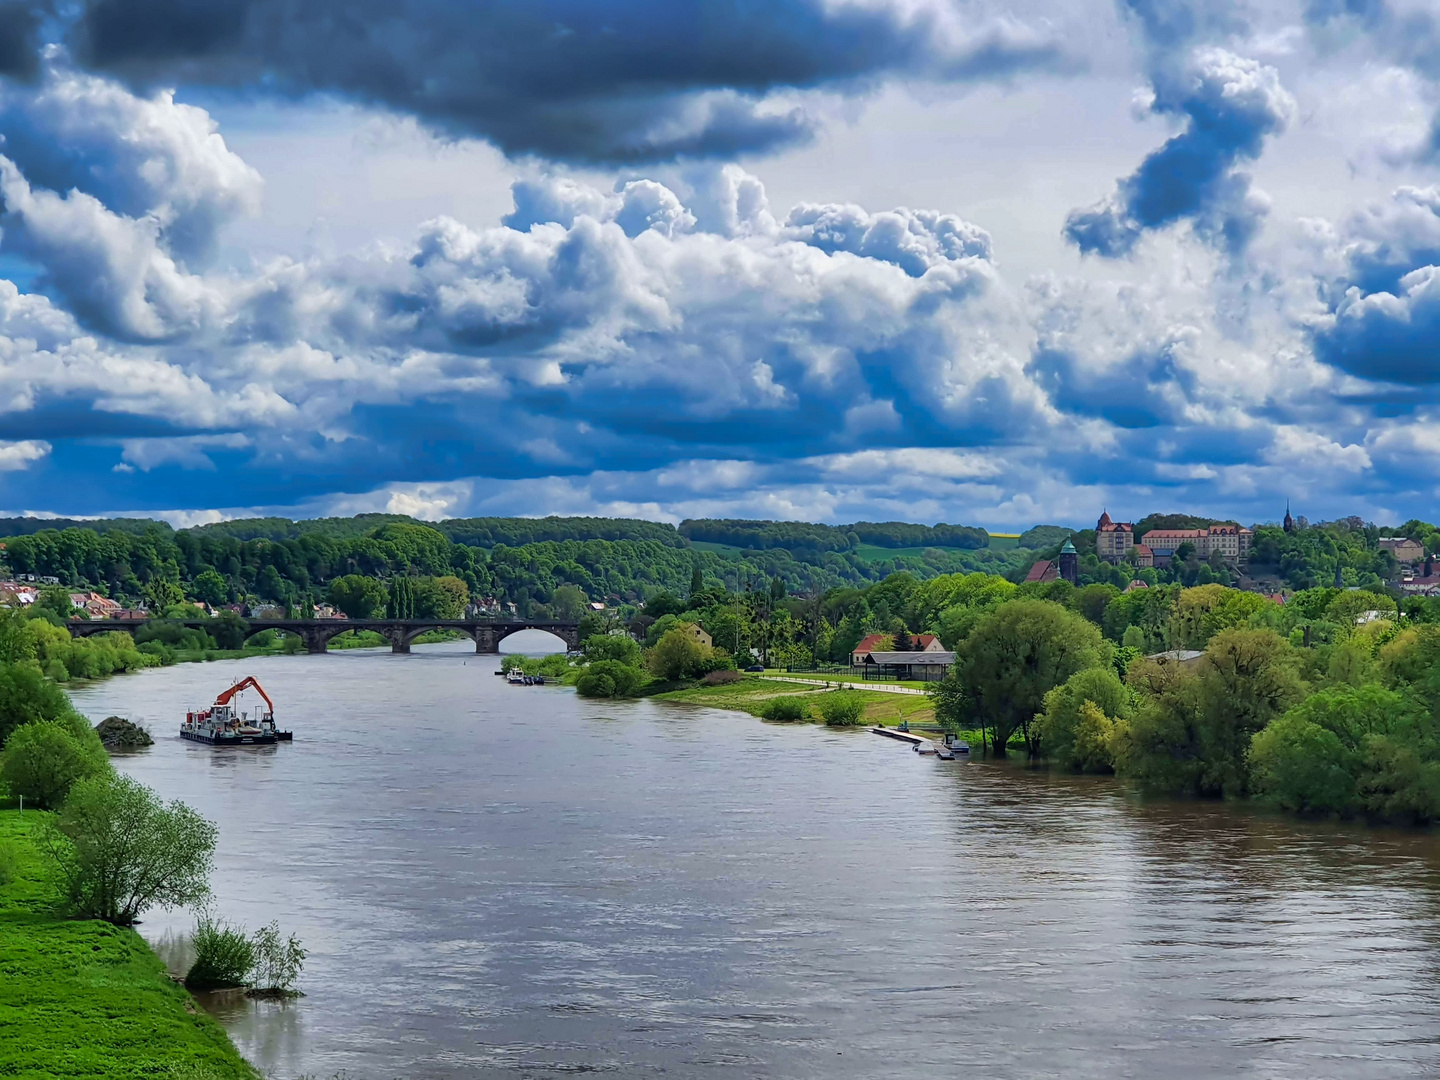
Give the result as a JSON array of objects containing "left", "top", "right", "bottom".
[{"left": 214, "top": 676, "right": 275, "bottom": 714}]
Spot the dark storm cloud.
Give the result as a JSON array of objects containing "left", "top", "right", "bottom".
[
  {"left": 62, "top": 0, "right": 1067, "bottom": 163},
  {"left": 1064, "top": 49, "right": 1293, "bottom": 258},
  {"left": 0, "top": 1, "right": 47, "bottom": 80}
]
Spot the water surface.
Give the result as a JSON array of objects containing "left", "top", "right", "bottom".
[{"left": 68, "top": 643, "right": 1440, "bottom": 1079}]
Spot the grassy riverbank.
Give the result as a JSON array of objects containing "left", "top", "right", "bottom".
[
  {"left": 653, "top": 676, "right": 939, "bottom": 727},
  {"left": 0, "top": 810, "right": 257, "bottom": 1080},
  {"left": 760, "top": 669, "right": 935, "bottom": 690}
]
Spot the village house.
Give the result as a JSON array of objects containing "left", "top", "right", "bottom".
[
  {"left": 1024, "top": 540, "right": 1079, "bottom": 585},
  {"left": 1379, "top": 537, "right": 1425, "bottom": 565},
  {"left": 850, "top": 632, "right": 942, "bottom": 665},
  {"left": 69, "top": 591, "right": 121, "bottom": 619},
  {"left": 0, "top": 582, "right": 36, "bottom": 607},
  {"left": 684, "top": 624, "right": 713, "bottom": 648},
  {"left": 1024, "top": 559, "right": 1058, "bottom": 584}
]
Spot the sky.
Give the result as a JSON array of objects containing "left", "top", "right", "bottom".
[{"left": 0, "top": 0, "right": 1438, "bottom": 531}]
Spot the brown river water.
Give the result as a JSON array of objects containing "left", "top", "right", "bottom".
[{"left": 65, "top": 640, "right": 1440, "bottom": 1079}]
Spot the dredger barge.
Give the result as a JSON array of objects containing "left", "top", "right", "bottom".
[{"left": 181, "top": 676, "right": 293, "bottom": 746}]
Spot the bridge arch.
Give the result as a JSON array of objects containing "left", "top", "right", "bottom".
[{"left": 494, "top": 626, "right": 574, "bottom": 654}]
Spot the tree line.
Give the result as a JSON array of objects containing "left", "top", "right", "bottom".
[{"left": 0, "top": 517, "right": 1033, "bottom": 619}]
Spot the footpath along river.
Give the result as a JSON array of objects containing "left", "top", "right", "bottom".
[{"left": 66, "top": 640, "right": 1440, "bottom": 1079}]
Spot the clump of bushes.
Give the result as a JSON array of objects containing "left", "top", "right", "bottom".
[
  {"left": 818, "top": 692, "right": 864, "bottom": 727},
  {"left": 1035, "top": 667, "right": 1132, "bottom": 773},
  {"left": 702, "top": 669, "right": 741, "bottom": 685},
  {"left": 645, "top": 624, "right": 734, "bottom": 681},
  {"left": 186, "top": 917, "right": 307, "bottom": 996},
  {"left": 1, "top": 717, "right": 109, "bottom": 808},
  {"left": 761, "top": 697, "right": 808, "bottom": 722},
  {"left": 186, "top": 918, "right": 256, "bottom": 990},
  {"left": 575, "top": 659, "right": 646, "bottom": 698}
]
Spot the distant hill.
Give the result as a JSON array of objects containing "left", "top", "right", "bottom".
[
  {"left": 190, "top": 514, "right": 684, "bottom": 548},
  {"left": 678, "top": 519, "right": 988, "bottom": 553},
  {"left": 1018, "top": 524, "right": 1073, "bottom": 549},
  {"left": 0, "top": 516, "right": 172, "bottom": 537}
]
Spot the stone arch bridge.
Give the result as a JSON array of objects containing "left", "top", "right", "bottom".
[{"left": 68, "top": 618, "right": 583, "bottom": 655}]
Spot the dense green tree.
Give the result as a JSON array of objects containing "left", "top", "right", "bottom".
[
  {"left": 581, "top": 634, "right": 643, "bottom": 666},
  {"left": 413, "top": 575, "right": 469, "bottom": 619},
  {"left": 328, "top": 575, "right": 389, "bottom": 619},
  {"left": 145, "top": 578, "right": 185, "bottom": 612},
  {"left": 575, "top": 659, "right": 646, "bottom": 698},
  {"left": 190, "top": 569, "right": 230, "bottom": 607},
  {"left": 0, "top": 662, "right": 78, "bottom": 746},
  {"left": 387, "top": 576, "right": 417, "bottom": 619},
  {"left": 1036, "top": 667, "right": 1131, "bottom": 771},
  {"left": 955, "top": 599, "right": 1108, "bottom": 756},
  {"left": 35, "top": 585, "right": 75, "bottom": 619},
  {"left": 1, "top": 719, "right": 109, "bottom": 808},
  {"left": 1119, "top": 629, "right": 1305, "bottom": 797},
  {"left": 1073, "top": 584, "right": 1120, "bottom": 627},
  {"left": 549, "top": 584, "right": 587, "bottom": 621},
  {"left": 647, "top": 626, "right": 713, "bottom": 680},
  {"left": 1250, "top": 684, "right": 1440, "bottom": 821},
  {"left": 45, "top": 773, "right": 217, "bottom": 925},
  {"left": 0, "top": 609, "right": 36, "bottom": 664}
]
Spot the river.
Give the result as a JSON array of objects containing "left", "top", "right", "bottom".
[{"left": 65, "top": 641, "right": 1440, "bottom": 1079}]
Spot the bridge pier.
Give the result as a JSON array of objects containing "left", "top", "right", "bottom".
[
  {"left": 298, "top": 627, "right": 331, "bottom": 654},
  {"left": 474, "top": 628, "right": 499, "bottom": 654}
]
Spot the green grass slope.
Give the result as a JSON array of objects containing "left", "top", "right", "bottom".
[{"left": 0, "top": 810, "right": 257, "bottom": 1080}]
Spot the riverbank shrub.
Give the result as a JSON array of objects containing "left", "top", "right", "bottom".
[
  {"left": 575, "top": 660, "right": 646, "bottom": 698},
  {"left": 1, "top": 719, "right": 109, "bottom": 808},
  {"left": 46, "top": 773, "right": 217, "bottom": 925},
  {"left": 1036, "top": 667, "right": 1131, "bottom": 772},
  {"left": 761, "top": 697, "right": 808, "bottom": 722},
  {"left": 1117, "top": 628, "right": 1305, "bottom": 798},
  {"left": 24, "top": 621, "right": 160, "bottom": 681},
  {"left": 250, "top": 921, "right": 307, "bottom": 996},
  {"left": 819, "top": 692, "right": 864, "bottom": 727},
  {"left": 0, "top": 661, "right": 77, "bottom": 745},
  {"left": 1250, "top": 685, "right": 1440, "bottom": 821},
  {"left": 186, "top": 918, "right": 256, "bottom": 990},
  {"left": 582, "top": 634, "right": 643, "bottom": 666}
]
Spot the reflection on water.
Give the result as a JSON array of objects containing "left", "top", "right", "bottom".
[{"left": 67, "top": 643, "right": 1440, "bottom": 1079}]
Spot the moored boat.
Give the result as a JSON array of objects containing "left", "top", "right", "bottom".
[{"left": 181, "top": 676, "right": 293, "bottom": 746}]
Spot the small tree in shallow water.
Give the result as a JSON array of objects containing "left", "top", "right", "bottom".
[
  {"left": 250, "top": 921, "right": 307, "bottom": 996},
  {"left": 45, "top": 774, "right": 216, "bottom": 925}
]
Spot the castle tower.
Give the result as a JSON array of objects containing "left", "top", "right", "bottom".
[{"left": 1058, "top": 539, "right": 1079, "bottom": 584}]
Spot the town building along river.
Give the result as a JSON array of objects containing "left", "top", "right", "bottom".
[{"left": 67, "top": 640, "right": 1440, "bottom": 1079}]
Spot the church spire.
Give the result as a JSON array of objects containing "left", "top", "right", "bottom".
[{"left": 1283, "top": 500, "right": 1295, "bottom": 534}]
